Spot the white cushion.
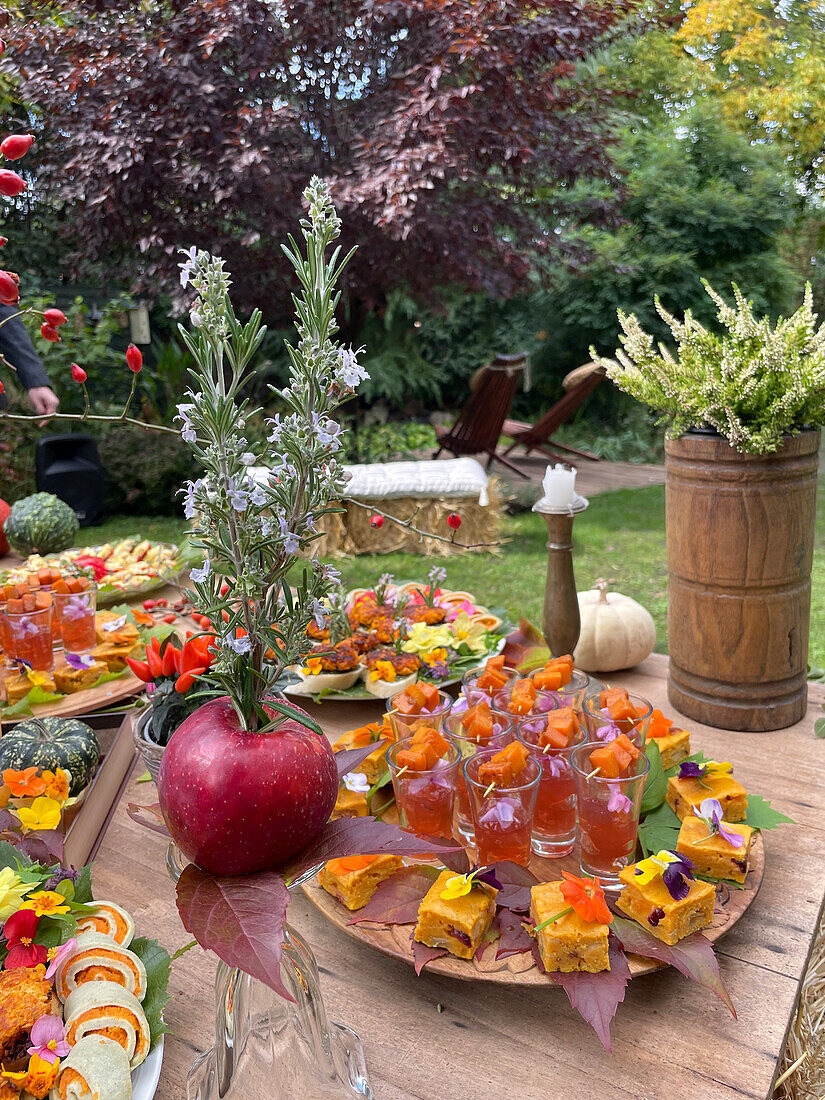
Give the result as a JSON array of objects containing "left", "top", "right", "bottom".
[{"left": 249, "top": 458, "right": 490, "bottom": 506}]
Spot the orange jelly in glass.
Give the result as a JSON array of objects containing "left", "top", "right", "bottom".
[
  {"left": 388, "top": 729, "right": 459, "bottom": 839},
  {"left": 464, "top": 743, "right": 540, "bottom": 866},
  {"left": 53, "top": 578, "right": 96, "bottom": 654}
]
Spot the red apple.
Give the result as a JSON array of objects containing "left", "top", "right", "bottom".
[{"left": 157, "top": 696, "right": 338, "bottom": 876}]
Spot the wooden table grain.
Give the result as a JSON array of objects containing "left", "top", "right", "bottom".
[{"left": 92, "top": 654, "right": 825, "bottom": 1100}]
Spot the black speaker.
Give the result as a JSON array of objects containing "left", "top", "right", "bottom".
[{"left": 35, "top": 434, "right": 105, "bottom": 526}]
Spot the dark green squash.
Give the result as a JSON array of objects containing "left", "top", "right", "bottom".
[{"left": 0, "top": 717, "right": 100, "bottom": 795}]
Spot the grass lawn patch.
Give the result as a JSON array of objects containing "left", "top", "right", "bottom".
[{"left": 90, "top": 480, "right": 825, "bottom": 669}]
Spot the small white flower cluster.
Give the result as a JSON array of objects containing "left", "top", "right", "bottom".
[
  {"left": 174, "top": 179, "right": 370, "bottom": 727},
  {"left": 594, "top": 281, "right": 825, "bottom": 454}
]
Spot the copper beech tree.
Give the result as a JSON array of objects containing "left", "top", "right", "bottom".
[{"left": 10, "top": 0, "right": 638, "bottom": 323}]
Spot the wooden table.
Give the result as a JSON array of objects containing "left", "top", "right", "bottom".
[{"left": 92, "top": 654, "right": 825, "bottom": 1100}]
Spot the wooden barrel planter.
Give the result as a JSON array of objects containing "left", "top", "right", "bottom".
[{"left": 666, "top": 429, "right": 820, "bottom": 732}]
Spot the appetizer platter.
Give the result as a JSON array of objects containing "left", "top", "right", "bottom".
[
  {"left": 0, "top": 838, "right": 169, "bottom": 1100},
  {"left": 2, "top": 539, "right": 181, "bottom": 607},
  {"left": 285, "top": 570, "right": 509, "bottom": 702},
  {"left": 303, "top": 651, "right": 790, "bottom": 1044}
]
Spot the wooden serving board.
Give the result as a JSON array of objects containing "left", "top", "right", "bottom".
[
  {"left": 303, "top": 831, "right": 764, "bottom": 984},
  {"left": 0, "top": 661, "right": 144, "bottom": 723}
]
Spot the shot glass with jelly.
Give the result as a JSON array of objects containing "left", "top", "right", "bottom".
[
  {"left": 464, "top": 743, "right": 540, "bottom": 866},
  {"left": 4, "top": 597, "right": 55, "bottom": 672},
  {"left": 491, "top": 677, "right": 560, "bottom": 723},
  {"left": 530, "top": 666, "right": 591, "bottom": 714},
  {"left": 53, "top": 582, "right": 97, "bottom": 654},
  {"left": 581, "top": 688, "right": 653, "bottom": 749},
  {"left": 444, "top": 703, "right": 513, "bottom": 842},
  {"left": 571, "top": 737, "right": 650, "bottom": 889},
  {"left": 388, "top": 682, "right": 452, "bottom": 740},
  {"left": 387, "top": 731, "right": 460, "bottom": 840},
  {"left": 515, "top": 706, "right": 586, "bottom": 857}
]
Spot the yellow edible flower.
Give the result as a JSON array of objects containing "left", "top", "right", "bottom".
[
  {"left": 632, "top": 850, "right": 679, "bottom": 885},
  {"left": 0, "top": 867, "right": 29, "bottom": 920},
  {"left": 20, "top": 890, "right": 71, "bottom": 917},
  {"left": 704, "top": 760, "right": 733, "bottom": 778},
  {"left": 421, "top": 648, "right": 448, "bottom": 668},
  {"left": 439, "top": 872, "right": 475, "bottom": 901},
  {"left": 15, "top": 797, "right": 62, "bottom": 833},
  {"left": 448, "top": 611, "right": 488, "bottom": 655},
  {"left": 368, "top": 660, "right": 397, "bottom": 683},
  {"left": 302, "top": 657, "right": 324, "bottom": 676},
  {"left": 401, "top": 622, "right": 452, "bottom": 655}
]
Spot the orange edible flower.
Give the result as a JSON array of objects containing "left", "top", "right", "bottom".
[
  {"left": 647, "top": 709, "right": 674, "bottom": 740},
  {"left": 508, "top": 678, "right": 537, "bottom": 716},
  {"left": 41, "top": 769, "right": 69, "bottom": 802},
  {"left": 588, "top": 734, "right": 641, "bottom": 779},
  {"left": 461, "top": 702, "right": 494, "bottom": 743},
  {"left": 326, "top": 855, "right": 380, "bottom": 875},
  {"left": 478, "top": 740, "right": 529, "bottom": 786},
  {"left": 3, "top": 768, "right": 46, "bottom": 798},
  {"left": 559, "top": 870, "right": 613, "bottom": 925}
]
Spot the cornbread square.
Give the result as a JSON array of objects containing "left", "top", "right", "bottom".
[
  {"left": 666, "top": 774, "right": 748, "bottom": 822},
  {"left": 331, "top": 787, "right": 369, "bottom": 819},
  {"left": 530, "top": 881, "right": 610, "bottom": 973},
  {"left": 414, "top": 869, "right": 497, "bottom": 960},
  {"left": 650, "top": 727, "right": 691, "bottom": 771},
  {"left": 54, "top": 661, "right": 107, "bottom": 694},
  {"left": 331, "top": 722, "right": 394, "bottom": 785},
  {"left": 616, "top": 864, "right": 715, "bottom": 945},
  {"left": 318, "top": 855, "right": 403, "bottom": 910},
  {"left": 676, "top": 815, "right": 754, "bottom": 884},
  {"left": 2, "top": 673, "right": 56, "bottom": 704},
  {"left": 91, "top": 641, "right": 143, "bottom": 672},
  {"left": 94, "top": 612, "right": 140, "bottom": 647}
]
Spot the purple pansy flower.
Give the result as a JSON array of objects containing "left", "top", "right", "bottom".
[
  {"left": 678, "top": 761, "right": 705, "bottom": 778},
  {"left": 65, "top": 653, "right": 95, "bottom": 671},
  {"left": 697, "top": 798, "right": 744, "bottom": 848}
]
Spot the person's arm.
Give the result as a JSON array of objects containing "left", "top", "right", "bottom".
[{"left": 0, "top": 304, "right": 59, "bottom": 415}]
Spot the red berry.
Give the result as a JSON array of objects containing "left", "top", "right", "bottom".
[
  {"left": 370, "top": 514, "right": 385, "bottom": 529},
  {"left": 0, "top": 237, "right": 7, "bottom": 248},
  {"left": 162, "top": 613, "right": 176, "bottom": 624},
  {"left": 155, "top": 598, "right": 167, "bottom": 608},
  {"left": 0, "top": 41, "right": 5, "bottom": 59},
  {"left": 0, "top": 169, "right": 26, "bottom": 197},
  {"left": 40, "top": 323, "right": 60, "bottom": 343},
  {"left": 0, "top": 134, "right": 33, "bottom": 161},
  {"left": 143, "top": 599, "right": 156, "bottom": 610},
  {"left": 0, "top": 270, "right": 18, "bottom": 305},
  {"left": 70, "top": 363, "right": 87, "bottom": 383},
  {"left": 219, "top": 582, "right": 230, "bottom": 597},
  {"left": 126, "top": 343, "right": 143, "bottom": 373},
  {"left": 43, "top": 307, "right": 67, "bottom": 327},
  {"left": 0, "top": 382, "right": 4, "bottom": 395},
  {"left": 447, "top": 513, "right": 462, "bottom": 530}
]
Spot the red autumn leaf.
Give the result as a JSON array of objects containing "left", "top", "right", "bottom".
[
  {"left": 127, "top": 802, "right": 172, "bottom": 839},
  {"left": 348, "top": 866, "right": 439, "bottom": 927},
  {"left": 501, "top": 619, "right": 549, "bottom": 673},
  {"left": 438, "top": 846, "right": 472, "bottom": 874},
  {"left": 611, "top": 915, "right": 736, "bottom": 1017},
  {"left": 492, "top": 860, "right": 541, "bottom": 912},
  {"left": 176, "top": 864, "right": 294, "bottom": 1002},
  {"left": 534, "top": 936, "right": 631, "bottom": 1052},
  {"left": 410, "top": 932, "right": 447, "bottom": 975},
  {"left": 15, "top": 830, "right": 64, "bottom": 865},
  {"left": 334, "top": 742, "right": 384, "bottom": 779},
  {"left": 495, "top": 908, "right": 534, "bottom": 959},
  {"left": 280, "top": 816, "right": 461, "bottom": 883}
]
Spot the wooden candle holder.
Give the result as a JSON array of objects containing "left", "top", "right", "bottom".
[{"left": 533, "top": 496, "right": 589, "bottom": 658}]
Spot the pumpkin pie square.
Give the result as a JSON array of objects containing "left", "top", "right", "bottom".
[
  {"left": 54, "top": 661, "right": 107, "bottom": 695},
  {"left": 414, "top": 869, "right": 497, "bottom": 960},
  {"left": 530, "top": 881, "right": 610, "bottom": 973},
  {"left": 332, "top": 721, "right": 394, "bottom": 785},
  {"left": 666, "top": 774, "right": 748, "bottom": 822},
  {"left": 331, "top": 787, "right": 369, "bottom": 819},
  {"left": 2, "top": 673, "right": 56, "bottom": 704},
  {"left": 650, "top": 727, "right": 691, "bottom": 771},
  {"left": 616, "top": 864, "right": 715, "bottom": 945},
  {"left": 318, "top": 855, "right": 403, "bottom": 910},
  {"left": 676, "top": 815, "right": 754, "bottom": 884}
]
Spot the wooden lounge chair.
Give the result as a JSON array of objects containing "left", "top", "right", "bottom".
[
  {"left": 500, "top": 361, "right": 607, "bottom": 465},
  {"left": 434, "top": 352, "right": 530, "bottom": 478}
]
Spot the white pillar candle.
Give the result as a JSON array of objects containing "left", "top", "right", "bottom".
[{"left": 541, "top": 464, "right": 576, "bottom": 508}]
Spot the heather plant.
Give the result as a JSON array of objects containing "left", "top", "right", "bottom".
[{"left": 595, "top": 281, "right": 825, "bottom": 454}]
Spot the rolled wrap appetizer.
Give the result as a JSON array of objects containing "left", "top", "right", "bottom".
[
  {"left": 75, "top": 901, "right": 135, "bottom": 947},
  {"left": 63, "top": 980, "right": 150, "bottom": 1069},
  {"left": 49, "top": 1034, "right": 133, "bottom": 1100},
  {"left": 54, "top": 932, "right": 147, "bottom": 1002}
]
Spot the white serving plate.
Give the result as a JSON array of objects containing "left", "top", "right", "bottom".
[{"left": 133, "top": 1038, "right": 164, "bottom": 1099}]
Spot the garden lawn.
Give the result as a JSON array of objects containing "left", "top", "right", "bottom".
[{"left": 91, "top": 481, "right": 825, "bottom": 671}]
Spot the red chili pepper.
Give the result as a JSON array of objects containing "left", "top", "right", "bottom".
[
  {"left": 145, "top": 645, "right": 163, "bottom": 679},
  {"left": 162, "top": 643, "right": 181, "bottom": 678},
  {"left": 175, "top": 666, "right": 206, "bottom": 694},
  {"left": 162, "top": 613, "right": 176, "bottom": 624},
  {"left": 179, "top": 639, "right": 202, "bottom": 675},
  {"left": 125, "top": 656, "right": 153, "bottom": 683}
]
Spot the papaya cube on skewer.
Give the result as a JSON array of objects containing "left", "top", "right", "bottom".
[
  {"left": 588, "top": 734, "right": 640, "bottom": 779},
  {"left": 477, "top": 740, "right": 529, "bottom": 787}
]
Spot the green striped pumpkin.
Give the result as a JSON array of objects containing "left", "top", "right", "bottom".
[{"left": 0, "top": 717, "right": 100, "bottom": 795}]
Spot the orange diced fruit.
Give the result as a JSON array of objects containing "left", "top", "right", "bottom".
[
  {"left": 477, "top": 740, "right": 529, "bottom": 786},
  {"left": 419, "top": 683, "right": 440, "bottom": 711},
  {"left": 7, "top": 598, "right": 23, "bottom": 614},
  {"left": 588, "top": 733, "right": 640, "bottom": 779},
  {"left": 539, "top": 725, "right": 570, "bottom": 751},
  {"left": 508, "top": 679, "right": 536, "bottom": 715},
  {"left": 66, "top": 577, "right": 83, "bottom": 594},
  {"left": 410, "top": 725, "right": 449, "bottom": 759},
  {"left": 540, "top": 706, "right": 579, "bottom": 748},
  {"left": 52, "top": 579, "right": 70, "bottom": 594},
  {"left": 37, "top": 567, "right": 53, "bottom": 585},
  {"left": 461, "top": 701, "right": 494, "bottom": 742},
  {"left": 21, "top": 594, "right": 36, "bottom": 612},
  {"left": 533, "top": 668, "right": 563, "bottom": 691},
  {"left": 76, "top": 576, "right": 90, "bottom": 591},
  {"left": 647, "top": 709, "right": 673, "bottom": 739},
  {"left": 34, "top": 592, "right": 52, "bottom": 610},
  {"left": 600, "top": 687, "right": 629, "bottom": 709}
]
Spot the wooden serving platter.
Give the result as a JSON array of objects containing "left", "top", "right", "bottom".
[
  {"left": 303, "top": 831, "right": 764, "bottom": 983},
  {"left": 0, "top": 661, "right": 144, "bottom": 723}
]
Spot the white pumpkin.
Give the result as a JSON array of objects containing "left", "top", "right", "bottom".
[{"left": 573, "top": 580, "right": 656, "bottom": 672}]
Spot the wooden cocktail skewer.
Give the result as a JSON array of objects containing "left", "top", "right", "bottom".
[
  {"left": 585, "top": 766, "right": 601, "bottom": 780},
  {"left": 483, "top": 781, "right": 497, "bottom": 797},
  {"left": 395, "top": 765, "right": 409, "bottom": 778}
]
